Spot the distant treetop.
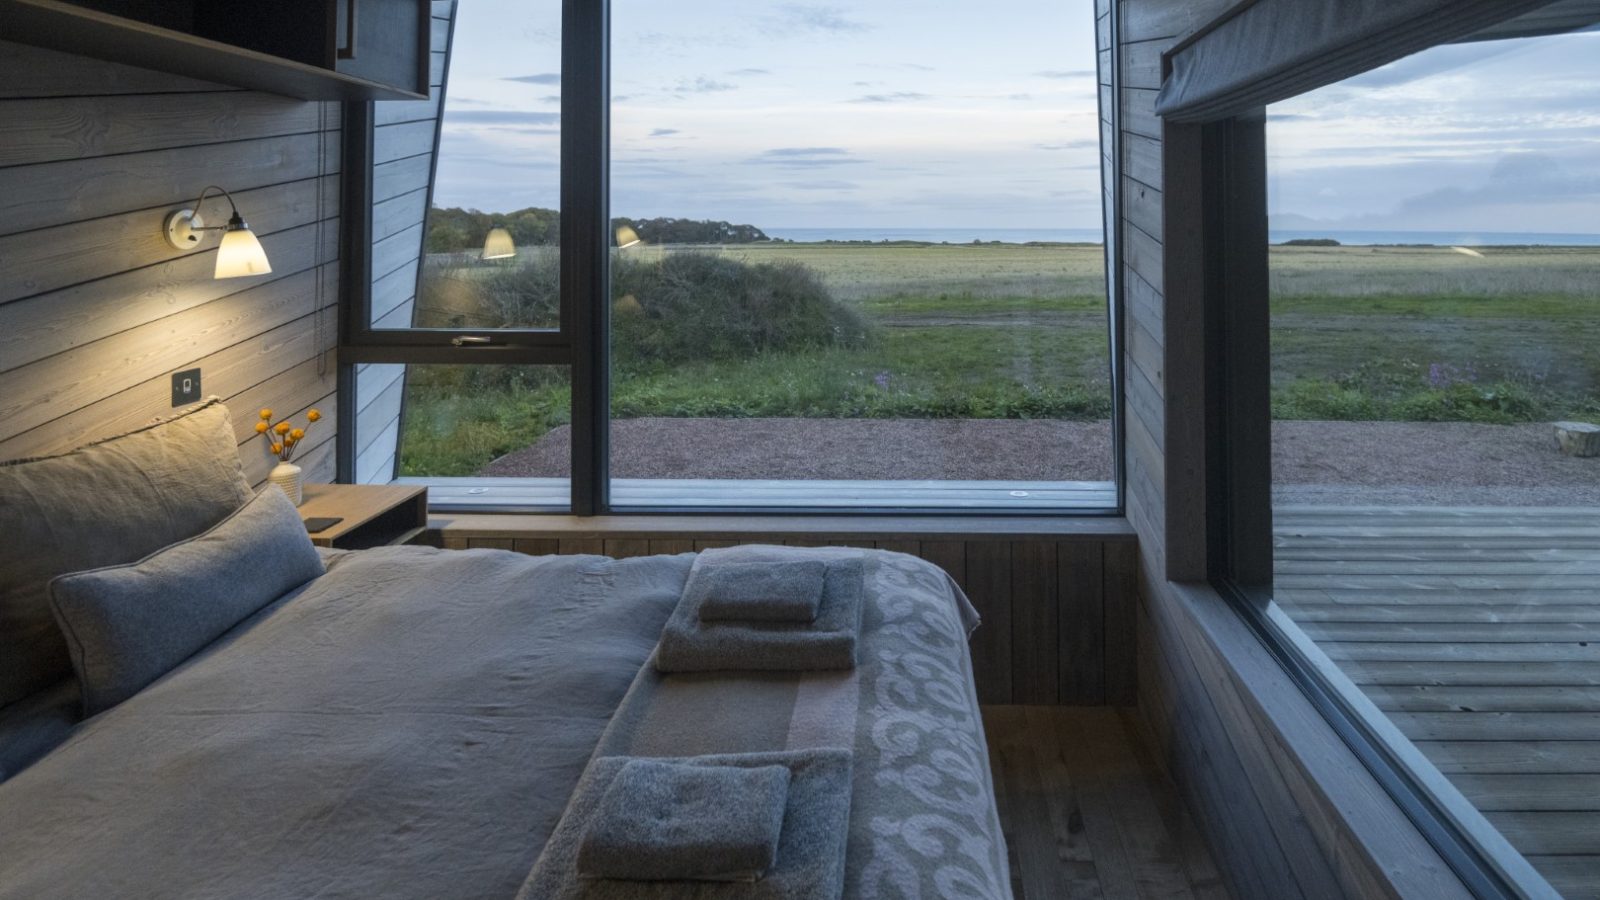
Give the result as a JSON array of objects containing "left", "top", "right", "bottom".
[{"left": 425, "top": 206, "right": 769, "bottom": 253}]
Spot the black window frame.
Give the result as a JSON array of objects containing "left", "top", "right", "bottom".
[{"left": 338, "top": 0, "right": 1125, "bottom": 519}]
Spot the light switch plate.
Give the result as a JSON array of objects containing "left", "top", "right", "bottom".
[{"left": 171, "top": 368, "right": 202, "bottom": 407}]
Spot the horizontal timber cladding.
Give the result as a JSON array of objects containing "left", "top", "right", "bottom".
[
  {"left": 1108, "top": 1, "right": 1477, "bottom": 898},
  {"left": 0, "top": 38, "right": 340, "bottom": 488},
  {"left": 437, "top": 517, "right": 1138, "bottom": 707},
  {"left": 352, "top": 1, "right": 456, "bottom": 484}
]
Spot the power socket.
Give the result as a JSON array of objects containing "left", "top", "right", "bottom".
[{"left": 171, "top": 368, "right": 202, "bottom": 407}]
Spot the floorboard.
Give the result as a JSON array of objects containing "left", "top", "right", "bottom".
[
  {"left": 983, "top": 706, "right": 1231, "bottom": 900},
  {"left": 1275, "top": 506, "right": 1600, "bottom": 898}
]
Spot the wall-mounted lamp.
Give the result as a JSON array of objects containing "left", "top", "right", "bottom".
[
  {"left": 163, "top": 186, "right": 272, "bottom": 279},
  {"left": 615, "top": 225, "right": 642, "bottom": 249},
  {"left": 482, "top": 225, "right": 515, "bottom": 260}
]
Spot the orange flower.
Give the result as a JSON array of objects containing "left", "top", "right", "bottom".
[
  {"left": 270, "top": 442, "right": 283, "bottom": 454},
  {"left": 306, "top": 409, "right": 322, "bottom": 422},
  {"left": 273, "top": 421, "right": 290, "bottom": 435},
  {"left": 259, "top": 408, "right": 272, "bottom": 420},
  {"left": 289, "top": 428, "right": 305, "bottom": 441},
  {"left": 254, "top": 421, "right": 269, "bottom": 434}
]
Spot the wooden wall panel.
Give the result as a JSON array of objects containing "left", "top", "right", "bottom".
[
  {"left": 1105, "top": 2, "right": 1478, "bottom": 897},
  {"left": 444, "top": 522, "right": 1139, "bottom": 706},
  {"left": 0, "top": 39, "right": 340, "bottom": 489}
]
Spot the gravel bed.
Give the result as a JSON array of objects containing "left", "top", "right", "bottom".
[{"left": 478, "top": 417, "right": 1599, "bottom": 506}]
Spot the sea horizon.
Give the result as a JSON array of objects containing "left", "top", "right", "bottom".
[{"left": 764, "top": 226, "right": 1600, "bottom": 247}]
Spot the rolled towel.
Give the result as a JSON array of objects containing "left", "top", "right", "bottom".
[
  {"left": 577, "top": 760, "right": 791, "bottom": 882},
  {"left": 695, "top": 560, "right": 828, "bottom": 623}
]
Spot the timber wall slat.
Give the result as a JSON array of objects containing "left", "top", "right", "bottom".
[
  {"left": 443, "top": 528, "right": 1138, "bottom": 706},
  {"left": 0, "top": 39, "right": 340, "bottom": 488}
]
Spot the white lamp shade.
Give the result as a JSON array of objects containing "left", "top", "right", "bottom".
[
  {"left": 615, "top": 225, "right": 641, "bottom": 248},
  {"left": 214, "top": 226, "right": 272, "bottom": 279},
  {"left": 482, "top": 226, "right": 516, "bottom": 260}
]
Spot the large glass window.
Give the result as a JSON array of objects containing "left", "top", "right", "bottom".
[
  {"left": 602, "top": 0, "right": 1112, "bottom": 509},
  {"left": 1265, "top": 30, "right": 1600, "bottom": 897},
  {"left": 357, "top": 0, "right": 1117, "bottom": 512}
]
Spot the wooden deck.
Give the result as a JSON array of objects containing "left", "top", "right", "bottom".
[{"left": 1274, "top": 505, "right": 1600, "bottom": 900}]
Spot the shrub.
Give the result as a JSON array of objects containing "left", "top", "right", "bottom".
[{"left": 612, "top": 252, "right": 872, "bottom": 370}]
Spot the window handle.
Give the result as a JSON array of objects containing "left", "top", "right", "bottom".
[{"left": 451, "top": 335, "right": 494, "bottom": 347}]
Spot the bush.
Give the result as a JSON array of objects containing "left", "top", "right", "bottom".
[{"left": 612, "top": 252, "right": 872, "bottom": 370}]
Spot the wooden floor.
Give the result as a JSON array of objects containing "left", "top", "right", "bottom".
[
  {"left": 1275, "top": 505, "right": 1600, "bottom": 900},
  {"left": 983, "top": 706, "right": 1230, "bottom": 900}
]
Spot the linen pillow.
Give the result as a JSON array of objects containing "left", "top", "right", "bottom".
[
  {"left": 49, "top": 487, "right": 323, "bottom": 716},
  {"left": 0, "top": 399, "right": 253, "bottom": 707}
]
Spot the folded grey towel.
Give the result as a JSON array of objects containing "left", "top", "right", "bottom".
[
  {"left": 577, "top": 759, "right": 790, "bottom": 882},
  {"left": 518, "top": 749, "right": 854, "bottom": 900},
  {"left": 655, "top": 555, "right": 865, "bottom": 674},
  {"left": 695, "top": 560, "right": 827, "bottom": 623}
]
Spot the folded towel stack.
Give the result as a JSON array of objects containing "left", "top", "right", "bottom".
[
  {"left": 655, "top": 548, "right": 866, "bottom": 673},
  {"left": 578, "top": 759, "right": 791, "bottom": 882},
  {"left": 518, "top": 749, "right": 854, "bottom": 900}
]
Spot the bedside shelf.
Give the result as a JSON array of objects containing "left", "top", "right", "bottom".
[{"left": 299, "top": 483, "right": 428, "bottom": 549}]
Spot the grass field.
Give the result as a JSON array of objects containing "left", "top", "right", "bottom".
[{"left": 399, "top": 241, "right": 1599, "bottom": 476}]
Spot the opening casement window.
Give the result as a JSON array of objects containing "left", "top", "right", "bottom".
[
  {"left": 340, "top": 0, "right": 1123, "bottom": 515},
  {"left": 1160, "top": 1, "right": 1600, "bottom": 897}
]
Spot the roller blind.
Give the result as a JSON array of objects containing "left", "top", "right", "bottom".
[{"left": 1154, "top": 0, "right": 1561, "bottom": 123}]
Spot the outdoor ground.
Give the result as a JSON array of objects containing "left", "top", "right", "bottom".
[
  {"left": 478, "top": 417, "right": 1600, "bottom": 506},
  {"left": 402, "top": 241, "right": 1599, "bottom": 496}
]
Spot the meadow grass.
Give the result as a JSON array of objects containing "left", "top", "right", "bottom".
[{"left": 398, "top": 242, "right": 1599, "bottom": 475}]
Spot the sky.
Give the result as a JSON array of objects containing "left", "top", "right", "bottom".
[
  {"left": 1268, "top": 30, "right": 1600, "bottom": 235},
  {"left": 433, "top": 5, "right": 1600, "bottom": 235},
  {"left": 431, "top": 0, "right": 1104, "bottom": 230}
]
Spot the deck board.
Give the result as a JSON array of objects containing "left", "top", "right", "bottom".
[{"left": 1275, "top": 505, "right": 1600, "bottom": 898}]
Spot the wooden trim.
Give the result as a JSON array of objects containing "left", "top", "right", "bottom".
[{"left": 429, "top": 513, "right": 1136, "bottom": 541}]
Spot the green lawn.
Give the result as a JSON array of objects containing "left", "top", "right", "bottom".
[{"left": 398, "top": 242, "right": 1599, "bottom": 476}]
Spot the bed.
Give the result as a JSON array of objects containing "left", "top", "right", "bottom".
[{"left": 0, "top": 403, "right": 1010, "bottom": 899}]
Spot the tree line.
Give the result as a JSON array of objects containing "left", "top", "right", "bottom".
[{"left": 425, "top": 206, "right": 770, "bottom": 253}]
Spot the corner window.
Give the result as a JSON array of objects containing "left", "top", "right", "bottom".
[{"left": 347, "top": 0, "right": 1120, "bottom": 514}]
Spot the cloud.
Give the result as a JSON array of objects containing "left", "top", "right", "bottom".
[
  {"left": 446, "top": 110, "right": 562, "bottom": 126},
  {"left": 1343, "top": 43, "right": 1516, "bottom": 89},
  {"left": 649, "top": 128, "right": 680, "bottom": 137},
  {"left": 1036, "top": 69, "right": 1095, "bottom": 79},
  {"left": 748, "top": 147, "right": 865, "bottom": 168},
  {"left": 787, "top": 180, "right": 859, "bottom": 191},
  {"left": 850, "top": 91, "right": 929, "bottom": 103},
  {"left": 728, "top": 68, "right": 770, "bottom": 76},
  {"left": 1036, "top": 140, "right": 1099, "bottom": 150},
  {"left": 505, "top": 73, "right": 560, "bottom": 85},
  {"left": 674, "top": 76, "right": 737, "bottom": 93},
  {"left": 766, "top": 4, "right": 869, "bottom": 34},
  {"left": 540, "top": 95, "right": 560, "bottom": 104}
]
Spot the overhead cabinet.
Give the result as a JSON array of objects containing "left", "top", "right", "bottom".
[{"left": 0, "top": 0, "right": 430, "bottom": 100}]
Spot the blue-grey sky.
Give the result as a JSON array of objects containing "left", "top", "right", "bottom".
[
  {"left": 435, "top": 5, "right": 1598, "bottom": 234},
  {"left": 433, "top": 0, "right": 1104, "bottom": 229},
  {"left": 1269, "top": 30, "right": 1600, "bottom": 234}
]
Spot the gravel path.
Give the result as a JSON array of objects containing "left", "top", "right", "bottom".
[{"left": 479, "top": 418, "right": 1599, "bottom": 505}]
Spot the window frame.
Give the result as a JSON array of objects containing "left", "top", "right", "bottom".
[
  {"left": 1164, "top": 107, "right": 1547, "bottom": 900},
  {"left": 338, "top": 0, "right": 1125, "bottom": 519}
]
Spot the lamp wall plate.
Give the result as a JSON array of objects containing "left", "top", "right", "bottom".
[{"left": 164, "top": 209, "right": 205, "bottom": 250}]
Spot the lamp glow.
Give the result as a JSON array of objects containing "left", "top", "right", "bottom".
[
  {"left": 214, "top": 215, "right": 272, "bottom": 278},
  {"left": 162, "top": 185, "right": 272, "bottom": 280},
  {"left": 482, "top": 226, "right": 516, "bottom": 260},
  {"left": 615, "top": 225, "right": 642, "bottom": 249}
]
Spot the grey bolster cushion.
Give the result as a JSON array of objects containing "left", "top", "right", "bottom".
[
  {"left": 0, "top": 400, "right": 252, "bottom": 708},
  {"left": 578, "top": 759, "right": 791, "bottom": 882},
  {"left": 694, "top": 561, "right": 828, "bottom": 624},
  {"left": 49, "top": 487, "right": 324, "bottom": 716}
]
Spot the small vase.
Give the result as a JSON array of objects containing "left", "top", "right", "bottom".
[{"left": 269, "top": 461, "right": 304, "bottom": 506}]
